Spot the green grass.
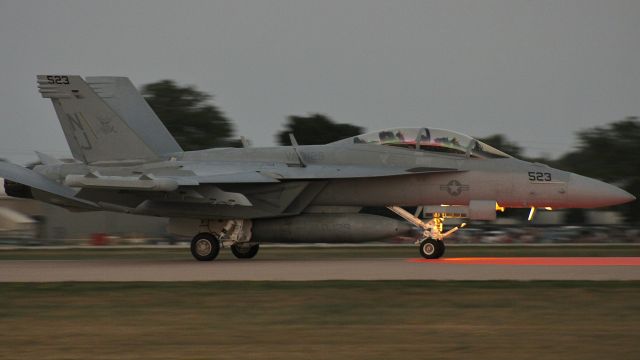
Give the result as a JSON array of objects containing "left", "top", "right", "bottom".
[
  {"left": 0, "top": 244, "right": 639, "bottom": 260},
  {"left": 1, "top": 281, "right": 639, "bottom": 359}
]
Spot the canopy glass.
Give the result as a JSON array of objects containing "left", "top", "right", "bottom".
[{"left": 334, "top": 127, "right": 511, "bottom": 159}]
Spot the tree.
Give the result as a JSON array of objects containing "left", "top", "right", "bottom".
[
  {"left": 556, "top": 117, "right": 640, "bottom": 181},
  {"left": 141, "top": 80, "right": 236, "bottom": 150},
  {"left": 555, "top": 117, "right": 640, "bottom": 222},
  {"left": 276, "top": 114, "right": 364, "bottom": 145}
]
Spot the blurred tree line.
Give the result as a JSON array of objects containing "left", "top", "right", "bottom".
[
  {"left": 141, "top": 80, "right": 238, "bottom": 150},
  {"left": 141, "top": 81, "right": 359, "bottom": 149},
  {"left": 142, "top": 80, "right": 639, "bottom": 222},
  {"left": 276, "top": 114, "right": 363, "bottom": 146}
]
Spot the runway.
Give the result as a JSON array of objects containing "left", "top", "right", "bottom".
[{"left": 1, "top": 257, "right": 640, "bottom": 282}]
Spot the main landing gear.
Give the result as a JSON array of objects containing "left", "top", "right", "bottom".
[
  {"left": 230, "top": 242, "right": 260, "bottom": 259},
  {"left": 387, "top": 206, "right": 464, "bottom": 260},
  {"left": 187, "top": 219, "right": 259, "bottom": 261},
  {"left": 191, "top": 232, "right": 221, "bottom": 261},
  {"left": 190, "top": 232, "right": 261, "bottom": 261}
]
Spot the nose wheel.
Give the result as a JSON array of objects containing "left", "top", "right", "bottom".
[
  {"left": 387, "top": 206, "right": 460, "bottom": 260},
  {"left": 419, "top": 238, "right": 445, "bottom": 259}
]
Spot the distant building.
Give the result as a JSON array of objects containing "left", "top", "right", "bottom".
[{"left": 0, "top": 206, "right": 37, "bottom": 240}]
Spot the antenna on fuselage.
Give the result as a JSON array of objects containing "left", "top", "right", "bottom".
[
  {"left": 415, "top": 128, "right": 429, "bottom": 151},
  {"left": 240, "top": 136, "right": 251, "bottom": 148},
  {"left": 465, "top": 140, "right": 476, "bottom": 158},
  {"left": 288, "top": 133, "right": 307, "bottom": 168}
]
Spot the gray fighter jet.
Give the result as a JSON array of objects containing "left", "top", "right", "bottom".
[{"left": 0, "top": 75, "right": 634, "bottom": 260}]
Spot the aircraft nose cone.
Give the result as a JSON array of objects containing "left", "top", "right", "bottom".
[{"left": 569, "top": 174, "right": 636, "bottom": 208}]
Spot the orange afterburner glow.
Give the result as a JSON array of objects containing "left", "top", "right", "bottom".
[{"left": 407, "top": 257, "right": 640, "bottom": 266}]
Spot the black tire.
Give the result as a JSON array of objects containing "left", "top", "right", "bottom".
[
  {"left": 190, "top": 233, "right": 221, "bottom": 261},
  {"left": 435, "top": 239, "right": 446, "bottom": 258},
  {"left": 230, "top": 243, "right": 260, "bottom": 259},
  {"left": 419, "top": 238, "right": 444, "bottom": 259}
]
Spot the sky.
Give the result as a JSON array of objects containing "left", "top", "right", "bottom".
[{"left": 0, "top": 0, "right": 638, "bottom": 164}]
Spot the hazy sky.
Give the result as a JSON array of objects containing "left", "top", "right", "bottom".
[{"left": 1, "top": 0, "right": 638, "bottom": 164}]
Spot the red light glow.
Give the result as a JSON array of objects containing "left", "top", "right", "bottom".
[{"left": 407, "top": 257, "right": 640, "bottom": 266}]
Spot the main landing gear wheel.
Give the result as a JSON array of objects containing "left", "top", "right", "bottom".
[
  {"left": 419, "top": 238, "right": 445, "bottom": 259},
  {"left": 191, "top": 233, "right": 221, "bottom": 261},
  {"left": 230, "top": 243, "right": 260, "bottom": 259}
]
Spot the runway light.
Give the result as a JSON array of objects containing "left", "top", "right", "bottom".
[
  {"left": 544, "top": 207, "right": 553, "bottom": 211},
  {"left": 528, "top": 206, "right": 536, "bottom": 221}
]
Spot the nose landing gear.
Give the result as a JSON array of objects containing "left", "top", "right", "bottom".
[
  {"left": 387, "top": 206, "right": 464, "bottom": 259},
  {"left": 419, "top": 237, "right": 446, "bottom": 259}
]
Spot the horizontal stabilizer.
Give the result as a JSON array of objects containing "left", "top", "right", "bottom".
[
  {"left": 35, "top": 151, "right": 63, "bottom": 165},
  {"left": 0, "top": 162, "right": 98, "bottom": 210}
]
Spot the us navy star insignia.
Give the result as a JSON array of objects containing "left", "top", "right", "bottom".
[{"left": 439, "top": 180, "right": 470, "bottom": 196}]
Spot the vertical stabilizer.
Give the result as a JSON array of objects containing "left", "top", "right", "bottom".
[
  {"left": 85, "top": 76, "right": 183, "bottom": 155},
  {"left": 37, "top": 75, "right": 158, "bottom": 163}
]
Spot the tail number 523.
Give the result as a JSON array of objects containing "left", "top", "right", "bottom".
[
  {"left": 46, "top": 75, "right": 70, "bottom": 85},
  {"left": 528, "top": 171, "right": 552, "bottom": 182}
]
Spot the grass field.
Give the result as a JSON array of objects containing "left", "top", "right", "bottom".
[
  {"left": 1, "top": 281, "right": 639, "bottom": 360},
  {"left": 0, "top": 244, "right": 639, "bottom": 260}
]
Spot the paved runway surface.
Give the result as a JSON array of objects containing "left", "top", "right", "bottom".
[{"left": 1, "top": 257, "right": 639, "bottom": 281}]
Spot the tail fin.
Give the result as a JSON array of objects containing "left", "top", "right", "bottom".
[
  {"left": 37, "top": 75, "right": 162, "bottom": 163},
  {"left": 85, "top": 76, "right": 183, "bottom": 155}
]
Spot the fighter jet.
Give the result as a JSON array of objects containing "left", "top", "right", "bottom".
[{"left": 0, "top": 75, "right": 634, "bottom": 260}]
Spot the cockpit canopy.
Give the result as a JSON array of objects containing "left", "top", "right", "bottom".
[{"left": 333, "top": 127, "right": 511, "bottom": 159}]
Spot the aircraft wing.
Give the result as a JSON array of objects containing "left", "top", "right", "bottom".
[
  {"left": 190, "top": 171, "right": 282, "bottom": 184},
  {"left": 0, "top": 161, "right": 460, "bottom": 218},
  {"left": 27, "top": 162, "right": 460, "bottom": 195},
  {"left": 176, "top": 163, "right": 462, "bottom": 184},
  {"left": 258, "top": 165, "right": 461, "bottom": 180},
  {"left": 124, "top": 164, "right": 463, "bottom": 218}
]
